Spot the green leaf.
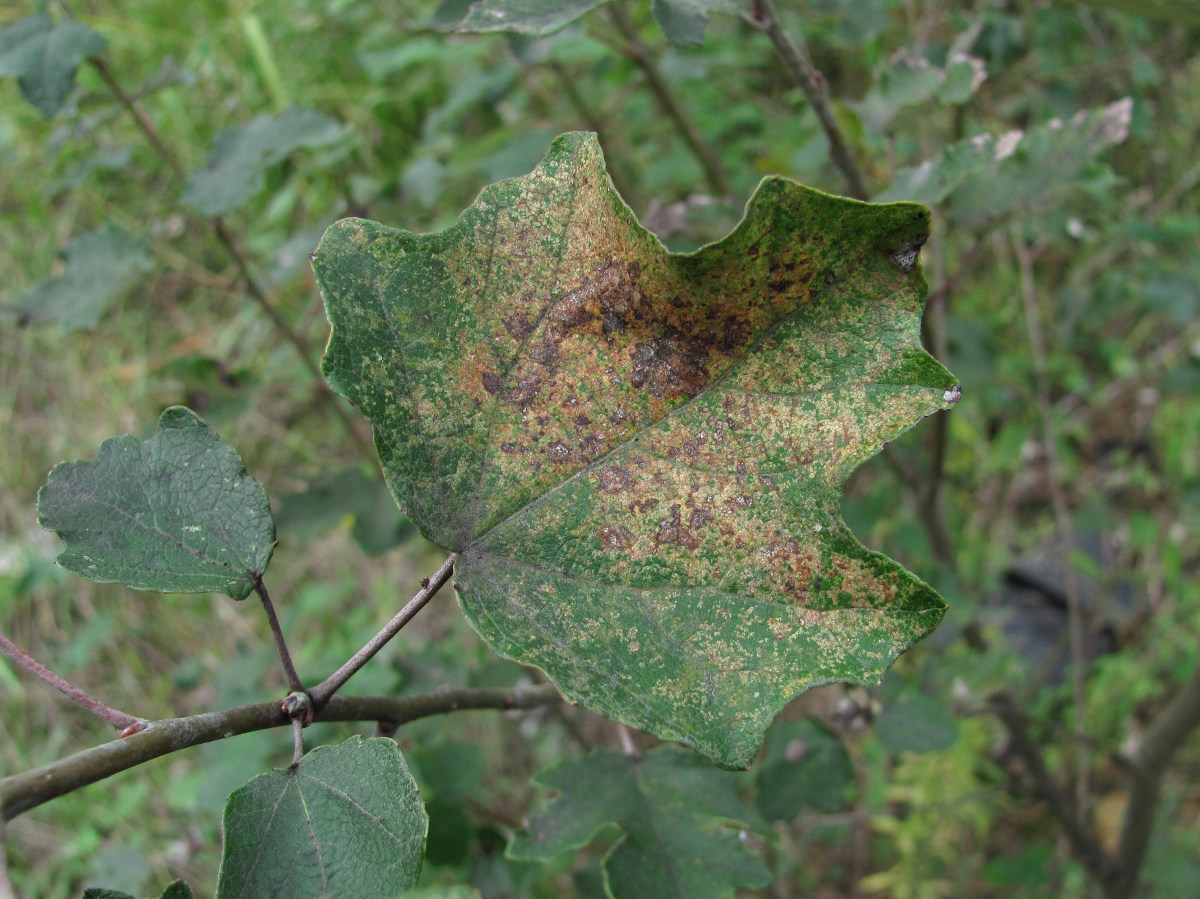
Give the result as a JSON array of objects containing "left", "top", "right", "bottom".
[
  {"left": 6, "top": 226, "right": 154, "bottom": 332},
  {"left": 81, "top": 881, "right": 195, "bottom": 899},
  {"left": 274, "top": 467, "right": 412, "bottom": 556},
  {"left": 0, "top": 13, "right": 106, "bottom": 117},
  {"left": 315, "top": 131, "right": 958, "bottom": 768},
  {"left": 509, "top": 747, "right": 770, "bottom": 899},
  {"left": 874, "top": 686, "right": 958, "bottom": 754},
  {"left": 182, "top": 107, "right": 348, "bottom": 216},
  {"left": 216, "top": 736, "right": 426, "bottom": 899},
  {"left": 650, "top": 0, "right": 735, "bottom": 45},
  {"left": 753, "top": 718, "right": 853, "bottom": 819},
  {"left": 458, "top": 0, "right": 610, "bottom": 35},
  {"left": 877, "top": 98, "right": 1133, "bottom": 227},
  {"left": 38, "top": 406, "right": 275, "bottom": 600},
  {"left": 403, "top": 888, "right": 482, "bottom": 899},
  {"left": 1062, "top": 0, "right": 1200, "bottom": 24}
]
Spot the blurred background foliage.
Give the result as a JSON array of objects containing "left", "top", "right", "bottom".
[{"left": 2, "top": 0, "right": 1199, "bottom": 896}]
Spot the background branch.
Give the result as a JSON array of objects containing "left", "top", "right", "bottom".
[{"left": 1, "top": 683, "right": 562, "bottom": 822}]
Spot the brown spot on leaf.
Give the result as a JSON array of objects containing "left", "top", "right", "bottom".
[
  {"left": 597, "top": 465, "right": 634, "bottom": 494},
  {"left": 481, "top": 371, "right": 502, "bottom": 394},
  {"left": 654, "top": 504, "right": 701, "bottom": 551},
  {"left": 503, "top": 311, "right": 535, "bottom": 340},
  {"left": 598, "top": 522, "right": 634, "bottom": 550}
]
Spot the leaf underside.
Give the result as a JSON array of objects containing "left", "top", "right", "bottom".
[
  {"left": 315, "top": 132, "right": 959, "bottom": 767},
  {"left": 38, "top": 406, "right": 275, "bottom": 600}
]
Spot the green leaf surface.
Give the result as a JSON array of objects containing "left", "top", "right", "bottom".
[
  {"left": 0, "top": 13, "right": 106, "bottom": 117},
  {"left": 650, "top": 0, "right": 735, "bottom": 45},
  {"left": 216, "top": 736, "right": 426, "bottom": 899},
  {"left": 81, "top": 881, "right": 194, "bottom": 899},
  {"left": 38, "top": 406, "right": 274, "bottom": 600},
  {"left": 7, "top": 226, "right": 154, "bottom": 332},
  {"left": 459, "top": 0, "right": 610, "bottom": 35},
  {"left": 509, "top": 747, "right": 770, "bottom": 899},
  {"left": 274, "top": 467, "right": 412, "bottom": 556},
  {"left": 877, "top": 98, "right": 1132, "bottom": 226},
  {"left": 315, "top": 131, "right": 958, "bottom": 767},
  {"left": 182, "top": 107, "right": 348, "bottom": 216},
  {"left": 874, "top": 686, "right": 959, "bottom": 754},
  {"left": 753, "top": 718, "right": 853, "bottom": 819}
]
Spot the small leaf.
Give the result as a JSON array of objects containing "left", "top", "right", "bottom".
[
  {"left": 274, "top": 467, "right": 412, "bottom": 556},
  {"left": 7, "top": 226, "right": 154, "bottom": 332},
  {"left": 182, "top": 107, "right": 348, "bottom": 216},
  {"left": 0, "top": 13, "right": 106, "bottom": 117},
  {"left": 315, "top": 132, "right": 958, "bottom": 768},
  {"left": 80, "top": 881, "right": 194, "bottom": 899},
  {"left": 216, "top": 736, "right": 426, "bottom": 899},
  {"left": 510, "top": 747, "right": 769, "bottom": 899},
  {"left": 877, "top": 98, "right": 1133, "bottom": 226},
  {"left": 753, "top": 718, "right": 852, "bottom": 819},
  {"left": 650, "top": 0, "right": 735, "bottom": 45},
  {"left": 38, "top": 406, "right": 275, "bottom": 600},
  {"left": 458, "top": 0, "right": 610, "bottom": 35},
  {"left": 874, "top": 687, "right": 958, "bottom": 754}
]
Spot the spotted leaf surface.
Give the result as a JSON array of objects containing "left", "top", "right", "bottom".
[{"left": 314, "top": 132, "right": 959, "bottom": 767}]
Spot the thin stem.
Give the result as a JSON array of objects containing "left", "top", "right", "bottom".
[
  {"left": 606, "top": 2, "right": 734, "bottom": 198},
  {"left": 308, "top": 555, "right": 457, "bottom": 707},
  {"left": 0, "top": 631, "right": 139, "bottom": 731},
  {"left": 749, "top": 0, "right": 869, "bottom": 200},
  {"left": 0, "top": 820, "right": 14, "bottom": 899},
  {"left": 290, "top": 718, "right": 305, "bottom": 767},
  {"left": 1013, "top": 227, "right": 1090, "bottom": 810},
  {"left": 990, "top": 693, "right": 1115, "bottom": 885},
  {"left": 1112, "top": 658, "right": 1200, "bottom": 897},
  {"left": 253, "top": 576, "right": 304, "bottom": 694},
  {"left": 1, "top": 684, "right": 562, "bottom": 822},
  {"left": 87, "top": 56, "right": 378, "bottom": 467}
]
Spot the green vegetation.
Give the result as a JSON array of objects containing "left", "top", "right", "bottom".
[{"left": 2, "top": 1, "right": 1199, "bottom": 898}]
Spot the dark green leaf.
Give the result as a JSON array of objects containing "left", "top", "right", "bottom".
[
  {"left": 182, "top": 107, "right": 348, "bottom": 216},
  {"left": 403, "top": 888, "right": 483, "bottom": 899},
  {"left": 0, "top": 14, "right": 106, "bottom": 117},
  {"left": 874, "top": 687, "right": 958, "bottom": 754},
  {"left": 411, "top": 741, "right": 486, "bottom": 800},
  {"left": 753, "top": 718, "right": 852, "bottom": 819},
  {"left": 38, "top": 406, "right": 274, "bottom": 600},
  {"left": 315, "top": 132, "right": 958, "bottom": 767},
  {"left": 458, "top": 0, "right": 610, "bottom": 35},
  {"left": 216, "top": 736, "right": 426, "bottom": 899},
  {"left": 80, "top": 881, "right": 194, "bottom": 899},
  {"left": 509, "top": 747, "right": 770, "bottom": 899},
  {"left": 7, "top": 226, "right": 154, "bottom": 332},
  {"left": 650, "top": 0, "right": 734, "bottom": 45}
]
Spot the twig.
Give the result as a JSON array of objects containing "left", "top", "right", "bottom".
[
  {"left": 606, "top": 2, "right": 734, "bottom": 198},
  {"left": 0, "top": 820, "right": 14, "bottom": 899},
  {"left": 0, "top": 631, "right": 139, "bottom": 731},
  {"left": 1013, "top": 227, "right": 1090, "bottom": 810},
  {"left": 748, "top": 0, "right": 869, "bottom": 200},
  {"left": 989, "top": 693, "right": 1115, "bottom": 885},
  {"left": 86, "top": 56, "right": 378, "bottom": 467},
  {"left": 253, "top": 576, "right": 304, "bottom": 694},
  {"left": 1112, "top": 658, "right": 1200, "bottom": 897},
  {"left": 1, "top": 684, "right": 562, "bottom": 822},
  {"left": 308, "top": 555, "right": 457, "bottom": 707}
]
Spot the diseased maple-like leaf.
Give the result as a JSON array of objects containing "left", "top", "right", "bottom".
[{"left": 314, "top": 132, "right": 959, "bottom": 768}]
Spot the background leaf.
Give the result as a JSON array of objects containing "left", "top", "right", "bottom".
[
  {"left": 458, "top": 0, "right": 611, "bottom": 36},
  {"left": 650, "top": 0, "right": 735, "bottom": 45},
  {"left": 315, "top": 132, "right": 958, "bottom": 767},
  {"left": 38, "top": 406, "right": 275, "bottom": 600},
  {"left": 509, "top": 747, "right": 770, "bottom": 899},
  {"left": 81, "top": 882, "right": 195, "bottom": 899},
  {"left": 182, "top": 107, "right": 348, "bottom": 216},
  {"left": 874, "top": 685, "right": 959, "bottom": 754},
  {"left": 0, "top": 13, "right": 106, "bottom": 117},
  {"left": 215, "top": 736, "right": 426, "bottom": 899},
  {"left": 6, "top": 226, "right": 154, "bottom": 332},
  {"left": 753, "top": 718, "right": 853, "bottom": 820}
]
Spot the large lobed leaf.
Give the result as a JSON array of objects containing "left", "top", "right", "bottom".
[
  {"left": 38, "top": 406, "right": 274, "bottom": 600},
  {"left": 314, "top": 132, "right": 959, "bottom": 767},
  {"left": 509, "top": 747, "right": 770, "bottom": 899}
]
